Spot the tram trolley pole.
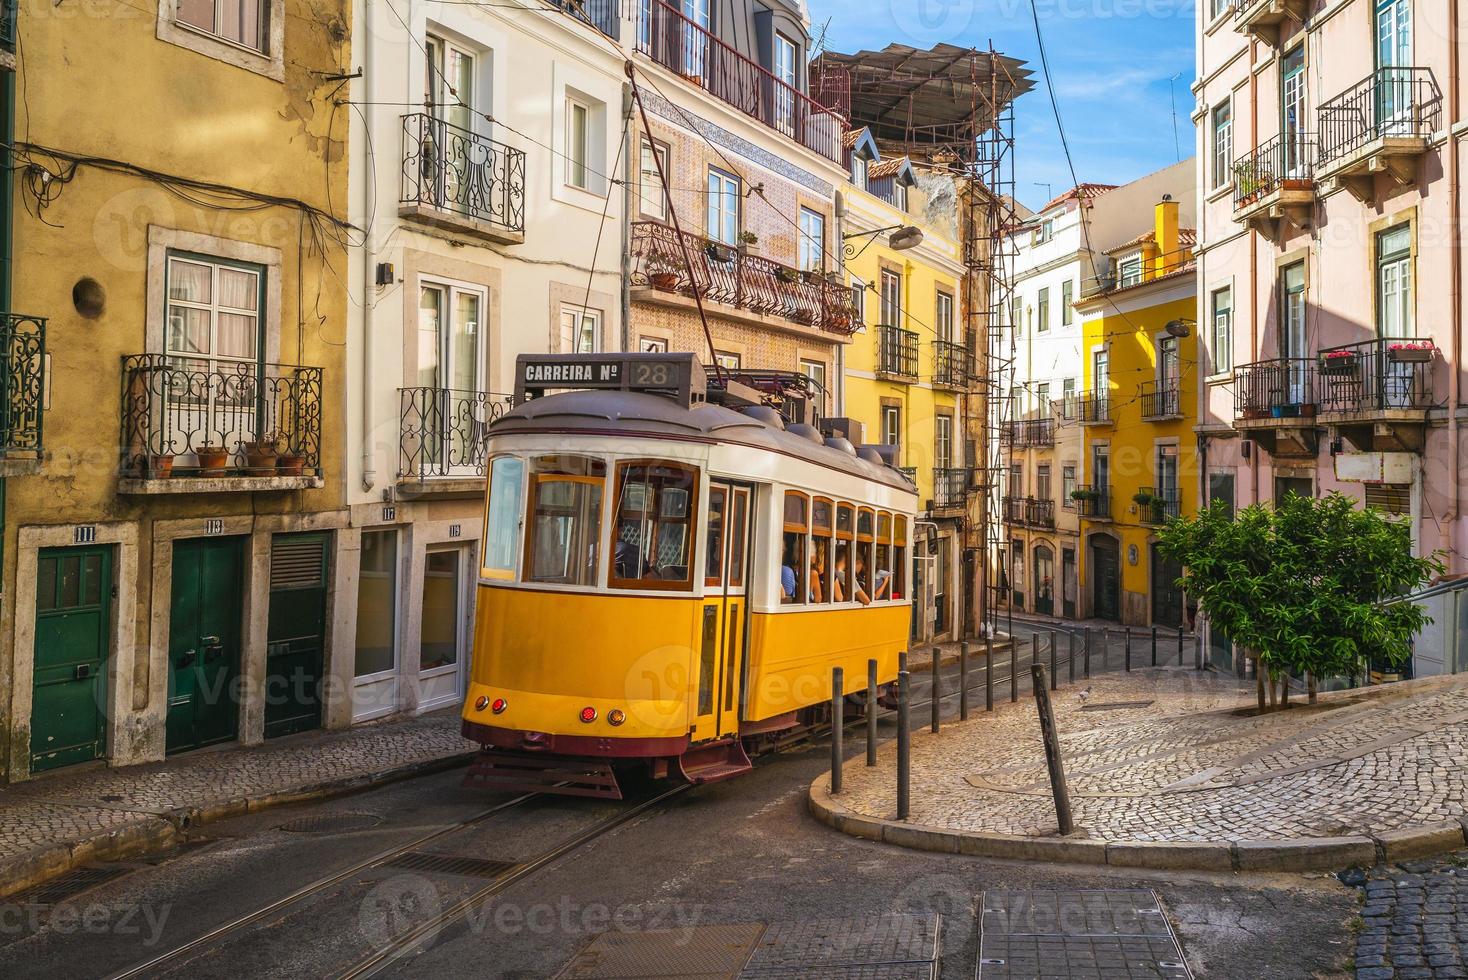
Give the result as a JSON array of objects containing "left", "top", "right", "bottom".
[
  {"left": 866, "top": 659, "right": 878, "bottom": 767},
  {"left": 959, "top": 641, "right": 970, "bottom": 721},
  {"left": 1151, "top": 626, "right": 1158, "bottom": 667},
  {"left": 985, "top": 636, "right": 994, "bottom": 712},
  {"left": 897, "top": 670, "right": 911, "bottom": 821},
  {"left": 830, "top": 667, "right": 843, "bottom": 795},
  {"left": 931, "top": 647, "right": 941, "bottom": 734}
]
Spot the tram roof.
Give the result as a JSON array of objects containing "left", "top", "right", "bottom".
[{"left": 491, "top": 390, "right": 917, "bottom": 494}]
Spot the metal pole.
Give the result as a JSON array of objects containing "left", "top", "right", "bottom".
[
  {"left": 1125, "top": 628, "right": 1132, "bottom": 672},
  {"left": 1049, "top": 635, "right": 1057, "bottom": 690},
  {"left": 985, "top": 636, "right": 994, "bottom": 712},
  {"left": 959, "top": 641, "right": 970, "bottom": 721},
  {"left": 930, "top": 647, "right": 941, "bottom": 733},
  {"left": 897, "top": 670, "right": 911, "bottom": 820},
  {"left": 1195, "top": 631, "right": 1204, "bottom": 671},
  {"left": 1178, "top": 626, "right": 1186, "bottom": 666},
  {"left": 899, "top": 649, "right": 908, "bottom": 675},
  {"left": 830, "top": 666, "right": 843, "bottom": 795},
  {"left": 1068, "top": 630, "right": 1076, "bottom": 683},
  {"left": 1030, "top": 662, "right": 1074, "bottom": 835},
  {"left": 1010, "top": 635, "right": 1018, "bottom": 703},
  {"left": 1150, "top": 625, "right": 1158, "bottom": 667},
  {"left": 866, "top": 658, "right": 878, "bottom": 767},
  {"left": 1084, "top": 628, "right": 1091, "bottom": 678}
]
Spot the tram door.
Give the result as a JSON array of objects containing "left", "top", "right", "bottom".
[{"left": 695, "top": 482, "right": 751, "bottom": 741}]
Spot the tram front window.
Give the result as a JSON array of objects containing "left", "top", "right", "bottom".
[
  {"left": 483, "top": 456, "right": 525, "bottom": 579},
  {"left": 611, "top": 462, "right": 698, "bottom": 590},
  {"left": 525, "top": 457, "right": 604, "bottom": 587}
]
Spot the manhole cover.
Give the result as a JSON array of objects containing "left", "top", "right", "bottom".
[
  {"left": 378, "top": 852, "right": 517, "bottom": 878},
  {"left": 978, "top": 889, "right": 1191, "bottom": 978},
  {"left": 742, "top": 914, "right": 938, "bottom": 977},
  {"left": 278, "top": 812, "right": 383, "bottom": 834},
  {"left": 8, "top": 866, "right": 131, "bottom": 908},
  {"left": 1081, "top": 700, "right": 1156, "bottom": 712}
]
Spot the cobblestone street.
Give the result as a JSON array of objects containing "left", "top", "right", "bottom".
[
  {"left": 1348, "top": 852, "right": 1468, "bottom": 978},
  {"left": 820, "top": 667, "right": 1468, "bottom": 859}
]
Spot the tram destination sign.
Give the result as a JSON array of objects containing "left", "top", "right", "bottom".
[{"left": 515, "top": 353, "right": 705, "bottom": 407}]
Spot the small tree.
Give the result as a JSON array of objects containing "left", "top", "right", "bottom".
[{"left": 1157, "top": 491, "right": 1442, "bottom": 709}]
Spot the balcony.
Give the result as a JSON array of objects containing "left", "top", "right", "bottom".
[
  {"left": 635, "top": 0, "right": 846, "bottom": 164},
  {"left": 1233, "top": 133, "right": 1316, "bottom": 241},
  {"left": 1317, "top": 69, "right": 1441, "bottom": 204},
  {"left": 0, "top": 0, "right": 15, "bottom": 71},
  {"left": 932, "top": 340, "right": 968, "bottom": 390},
  {"left": 1072, "top": 391, "right": 1111, "bottom": 426},
  {"left": 1002, "top": 417, "right": 1055, "bottom": 450},
  {"left": 630, "top": 222, "right": 858, "bottom": 338},
  {"left": 1135, "top": 487, "right": 1181, "bottom": 526},
  {"left": 1002, "top": 494, "right": 1025, "bottom": 525},
  {"left": 1317, "top": 338, "right": 1436, "bottom": 452},
  {"left": 546, "top": 0, "right": 619, "bottom": 39},
  {"left": 119, "top": 355, "right": 323, "bottom": 493},
  {"left": 1233, "top": 0, "right": 1308, "bottom": 47},
  {"left": 400, "top": 113, "right": 526, "bottom": 245},
  {"left": 398, "top": 387, "right": 514, "bottom": 495},
  {"left": 1233, "top": 356, "right": 1319, "bottom": 457},
  {"left": 1073, "top": 484, "right": 1112, "bottom": 521},
  {"left": 1012, "top": 496, "right": 1056, "bottom": 529},
  {"left": 933, "top": 467, "right": 970, "bottom": 511},
  {"left": 877, "top": 325, "right": 920, "bottom": 382},
  {"left": 1139, "top": 380, "right": 1182, "bottom": 421},
  {"left": 0, "top": 313, "right": 45, "bottom": 473}
]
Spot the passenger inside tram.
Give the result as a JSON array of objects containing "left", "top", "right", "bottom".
[
  {"left": 808, "top": 546, "right": 826, "bottom": 603},
  {"left": 832, "top": 545, "right": 852, "bottom": 603},
  {"left": 780, "top": 537, "right": 801, "bottom": 602}
]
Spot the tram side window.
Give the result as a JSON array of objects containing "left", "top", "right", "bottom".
[
  {"left": 781, "top": 492, "right": 808, "bottom": 604},
  {"left": 705, "top": 486, "right": 727, "bottom": 587},
  {"left": 483, "top": 456, "right": 525, "bottom": 579},
  {"left": 855, "top": 507, "right": 875, "bottom": 605},
  {"left": 834, "top": 503, "right": 854, "bottom": 604},
  {"left": 893, "top": 515, "right": 908, "bottom": 601},
  {"left": 874, "top": 511, "right": 894, "bottom": 601},
  {"left": 525, "top": 457, "right": 605, "bottom": 586},
  {"left": 611, "top": 462, "right": 698, "bottom": 590},
  {"left": 811, "top": 498, "right": 833, "bottom": 603}
]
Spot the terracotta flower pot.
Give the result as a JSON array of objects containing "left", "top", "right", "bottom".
[
  {"left": 195, "top": 446, "right": 229, "bottom": 475},
  {"left": 650, "top": 272, "right": 679, "bottom": 292},
  {"left": 276, "top": 453, "right": 306, "bottom": 477},
  {"left": 242, "top": 442, "right": 279, "bottom": 477},
  {"left": 146, "top": 455, "right": 174, "bottom": 480}
]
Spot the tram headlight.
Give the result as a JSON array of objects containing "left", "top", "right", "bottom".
[
  {"left": 474, "top": 695, "right": 489, "bottom": 712},
  {"left": 579, "top": 706, "right": 597, "bottom": 724},
  {"left": 491, "top": 698, "right": 508, "bottom": 714},
  {"left": 607, "top": 709, "right": 626, "bottom": 727}
]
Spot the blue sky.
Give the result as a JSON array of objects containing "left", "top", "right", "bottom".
[{"left": 806, "top": 0, "right": 1197, "bottom": 211}]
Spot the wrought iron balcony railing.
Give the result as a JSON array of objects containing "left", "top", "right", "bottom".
[
  {"left": 1002, "top": 494, "right": 1025, "bottom": 525},
  {"left": 1073, "top": 390, "right": 1111, "bottom": 425},
  {"left": 1233, "top": 132, "right": 1316, "bottom": 210},
  {"left": 877, "top": 325, "right": 920, "bottom": 380},
  {"left": 546, "top": 0, "right": 620, "bottom": 39},
  {"left": 1074, "top": 484, "right": 1111, "bottom": 520},
  {"left": 1025, "top": 497, "right": 1056, "bottom": 528},
  {"left": 401, "top": 113, "right": 526, "bottom": 236},
  {"left": 1136, "top": 486, "right": 1181, "bottom": 525},
  {"left": 399, "top": 387, "right": 514, "bottom": 482},
  {"left": 933, "top": 340, "right": 968, "bottom": 389},
  {"left": 933, "top": 467, "right": 970, "bottom": 509},
  {"left": 1139, "top": 380, "right": 1182, "bottom": 420},
  {"left": 1002, "top": 417, "right": 1056, "bottom": 449},
  {"left": 634, "top": 0, "right": 845, "bottom": 163},
  {"left": 1317, "top": 338, "right": 1436, "bottom": 416},
  {"left": 630, "top": 222, "right": 858, "bottom": 336},
  {"left": 1235, "top": 357, "right": 1317, "bottom": 419},
  {"left": 120, "top": 355, "right": 323, "bottom": 478},
  {"left": 1318, "top": 68, "right": 1442, "bottom": 165},
  {"left": 0, "top": 314, "right": 45, "bottom": 459}
]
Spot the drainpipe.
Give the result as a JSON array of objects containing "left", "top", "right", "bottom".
[
  {"left": 1446, "top": 1, "right": 1462, "bottom": 573},
  {"left": 358, "top": 7, "right": 376, "bottom": 494},
  {"left": 834, "top": 189, "right": 847, "bottom": 416},
  {"left": 621, "top": 83, "right": 634, "bottom": 354},
  {"left": 1248, "top": 37, "right": 1259, "bottom": 508}
]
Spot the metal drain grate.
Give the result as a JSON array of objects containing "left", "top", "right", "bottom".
[
  {"left": 7, "top": 866, "right": 131, "bottom": 908},
  {"left": 978, "top": 889, "right": 1192, "bottom": 979},
  {"left": 378, "top": 852, "right": 518, "bottom": 878},
  {"left": 278, "top": 812, "right": 384, "bottom": 834}
]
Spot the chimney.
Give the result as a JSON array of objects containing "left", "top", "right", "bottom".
[{"left": 1154, "top": 194, "right": 1180, "bottom": 278}]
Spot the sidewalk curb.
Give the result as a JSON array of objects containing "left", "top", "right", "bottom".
[
  {"left": 808, "top": 773, "right": 1468, "bottom": 873},
  {"left": 0, "top": 749, "right": 476, "bottom": 900}
]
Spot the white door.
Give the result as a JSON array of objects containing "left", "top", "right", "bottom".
[
  {"left": 418, "top": 281, "right": 485, "bottom": 474},
  {"left": 418, "top": 545, "right": 470, "bottom": 711},
  {"left": 352, "top": 529, "right": 401, "bottom": 722},
  {"left": 1377, "top": 0, "right": 1412, "bottom": 132},
  {"left": 1281, "top": 47, "right": 1307, "bottom": 176},
  {"left": 1281, "top": 262, "right": 1308, "bottom": 404},
  {"left": 681, "top": 0, "right": 709, "bottom": 79},
  {"left": 425, "top": 37, "right": 477, "bottom": 210}
]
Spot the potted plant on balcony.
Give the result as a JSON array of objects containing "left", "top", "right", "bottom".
[
  {"left": 145, "top": 453, "right": 175, "bottom": 480},
  {"left": 1319, "top": 348, "right": 1359, "bottom": 375},
  {"left": 1233, "top": 159, "right": 1263, "bottom": 207},
  {"left": 194, "top": 444, "right": 229, "bottom": 476},
  {"left": 276, "top": 443, "right": 307, "bottom": 477},
  {"left": 705, "top": 241, "right": 736, "bottom": 264},
  {"left": 737, "top": 230, "right": 759, "bottom": 254},
  {"left": 644, "top": 253, "right": 681, "bottom": 293},
  {"left": 242, "top": 434, "right": 281, "bottom": 476},
  {"left": 1388, "top": 340, "right": 1435, "bottom": 363},
  {"left": 790, "top": 307, "right": 817, "bottom": 326},
  {"left": 1132, "top": 490, "right": 1156, "bottom": 508},
  {"left": 776, "top": 265, "right": 800, "bottom": 285}
]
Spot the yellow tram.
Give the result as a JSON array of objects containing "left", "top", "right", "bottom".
[{"left": 460, "top": 353, "right": 918, "bottom": 797}]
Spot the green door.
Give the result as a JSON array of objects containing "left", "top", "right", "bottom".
[
  {"left": 31, "top": 546, "right": 112, "bottom": 772},
  {"left": 167, "top": 537, "right": 244, "bottom": 754},
  {"left": 265, "top": 532, "right": 328, "bottom": 739}
]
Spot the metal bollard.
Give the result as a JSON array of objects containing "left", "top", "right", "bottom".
[
  {"left": 959, "top": 641, "right": 970, "bottom": 721},
  {"left": 899, "top": 649, "right": 908, "bottom": 675},
  {"left": 831, "top": 667, "right": 844, "bottom": 795},
  {"left": 1049, "top": 635, "right": 1057, "bottom": 690},
  {"left": 1125, "top": 628, "right": 1132, "bottom": 672},
  {"left": 1195, "top": 632, "right": 1204, "bottom": 671},
  {"left": 1068, "top": 630, "right": 1076, "bottom": 683},
  {"left": 931, "top": 647, "right": 941, "bottom": 734},
  {"left": 1151, "top": 626, "right": 1158, "bottom": 667},
  {"left": 866, "top": 658, "right": 878, "bottom": 767},
  {"left": 985, "top": 636, "right": 995, "bottom": 712},
  {"left": 1179, "top": 626, "right": 1186, "bottom": 666},
  {"left": 1084, "top": 628, "right": 1092, "bottom": 678},
  {"left": 1010, "top": 636, "right": 1018, "bottom": 703},
  {"left": 897, "top": 670, "right": 911, "bottom": 820}
]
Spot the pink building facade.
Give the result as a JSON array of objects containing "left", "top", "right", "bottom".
[{"left": 1194, "top": 1, "right": 1466, "bottom": 612}]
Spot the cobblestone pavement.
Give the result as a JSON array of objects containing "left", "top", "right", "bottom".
[
  {"left": 1346, "top": 851, "right": 1468, "bottom": 978},
  {"left": 835, "top": 666, "right": 1468, "bottom": 843},
  {"left": 0, "top": 710, "right": 473, "bottom": 875}
]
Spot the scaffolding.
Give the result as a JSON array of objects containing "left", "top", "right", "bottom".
[{"left": 813, "top": 43, "right": 1032, "bottom": 637}]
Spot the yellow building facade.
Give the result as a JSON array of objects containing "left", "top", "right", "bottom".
[
  {"left": 0, "top": 0, "right": 352, "bottom": 780},
  {"left": 841, "top": 150, "right": 970, "bottom": 641},
  {"left": 1074, "top": 200, "right": 1199, "bottom": 627}
]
